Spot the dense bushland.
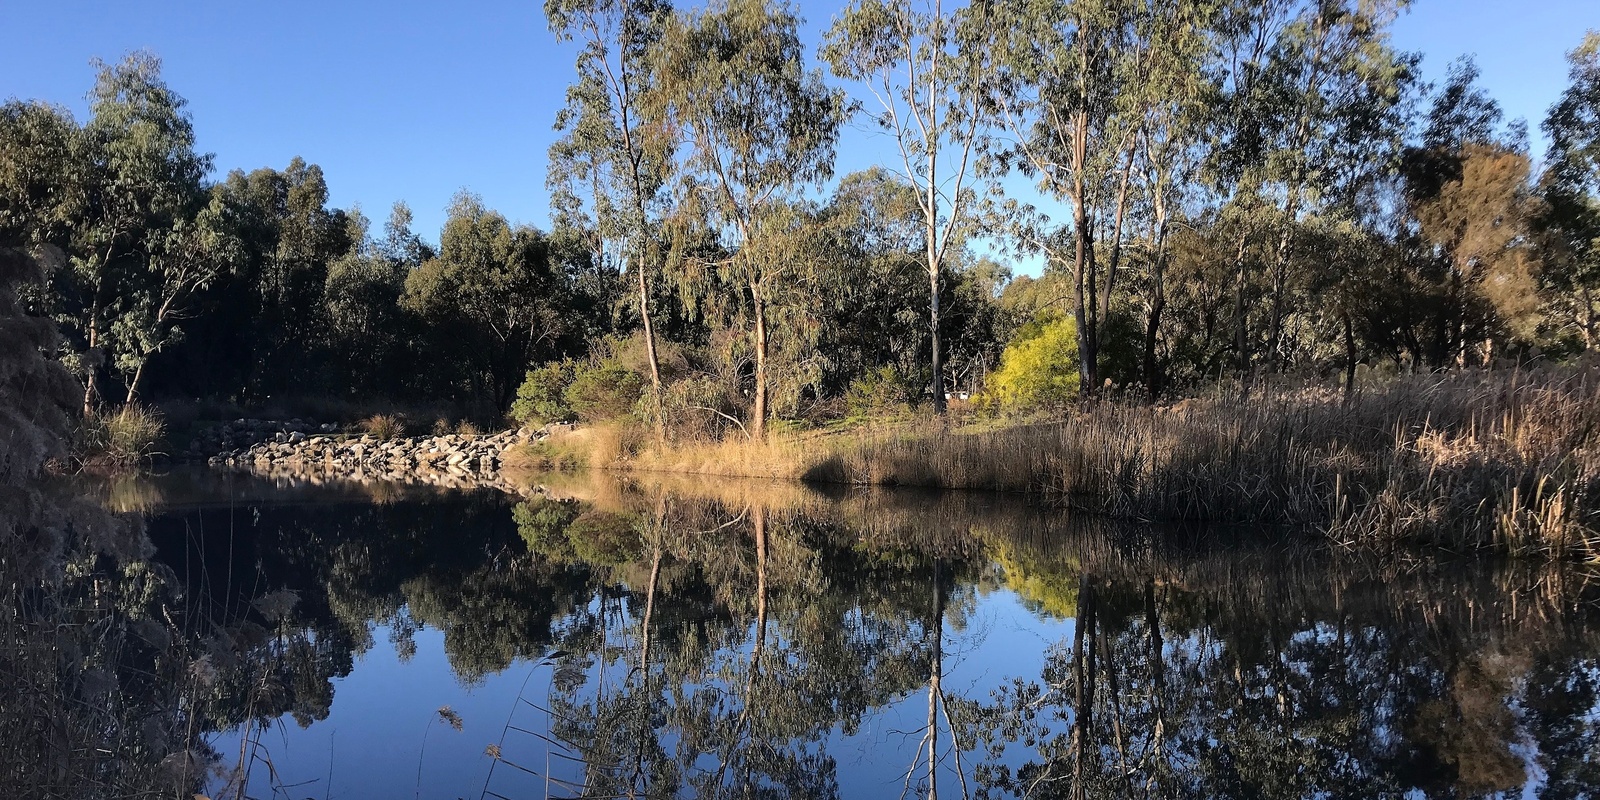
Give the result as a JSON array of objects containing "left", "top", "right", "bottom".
[
  {"left": 3, "top": 15, "right": 1599, "bottom": 444},
  {"left": 5, "top": 5, "right": 1600, "bottom": 557}
]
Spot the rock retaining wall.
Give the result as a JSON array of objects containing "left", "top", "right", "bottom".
[{"left": 206, "top": 428, "right": 544, "bottom": 478}]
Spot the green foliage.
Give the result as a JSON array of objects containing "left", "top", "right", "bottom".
[
  {"left": 1541, "top": 33, "right": 1600, "bottom": 348},
  {"left": 515, "top": 343, "right": 651, "bottom": 427},
  {"left": 986, "top": 315, "right": 1080, "bottom": 412},
  {"left": 513, "top": 497, "right": 642, "bottom": 566},
  {"left": 821, "top": 0, "right": 993, "bottom": 412},
  {"left": 514, "top": 496, "right": 581, "bottom": 555},
  {"left": 845, "top": 365, "right": 917, "bottom": 419},
  {"left": 512, "top": 360, "right": 579, "bottom": 425},
  {"left": 656, "top": 0, "right": 845, "bottom": 437},
  {"left": 565, "top": 362, "right": 646, "bottom": 422},
  {"left": 402, "top": 192, "right": 572, "bottom": 413},
  {"left": 565, "top": 510, "right": 644, "bottom": 565}
]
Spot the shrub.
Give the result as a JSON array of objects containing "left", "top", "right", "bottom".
[
  {"left": 846, "top": 365, "right": 918, "bottom": 419},
  {"left": 985, "top": 315, "right": 1081, "bottom": 412},
  {"left": 511, "top": 360, "right": 578, "bottom": 426},
  {"left": 663, "top": 373, "right": 747, "bottom": 441},
  {"left": 565, "top": 363, "right": 646, "bottom": 422},
  {"left": 360, "top": 413, "right": 405, "bottom": 440},
  {"left": 78, "top": 406, "right": 166, "bottom": 466}
]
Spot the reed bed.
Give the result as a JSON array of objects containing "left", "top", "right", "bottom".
[{"left": 814, "top": 368, "right": 1600, "bottom": 558}]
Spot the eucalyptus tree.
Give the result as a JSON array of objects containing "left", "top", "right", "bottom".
[
  {"left": 0, "top": 101, "right": 79, "bottom": 249},
  {"left": 112, "top": 188, "right": 244, "bottom": 404},
  {"left": 978, "top": 0, "right": 1226, "bottom": 395},
  {"left": 64, "top": 52, "right": 209, "bottom": 413},
  {"left": 821, "top": 0, "right": 993, "bottom": 413},
  {"left": 547, "top": 0, "right": 677, "bottom": 440},
  {"left": 1540, "top": 32, "right": 1600, "bottom": 350},
  {"left": 655, "top": 0, "right": 843, "bottom": 438},
  {"left": 323, "top": 205, "right": 423, "bottom": 398},
  {"left": 1211, "top": 0, "right": 1413, "bottom": 375},
  {"left": 402, "top": 192, "right": 571, "bottom": 412},
  {"left": 976, "top": 0, "right": 1133, "bottom": 393},
  {"left": 201, "top": 159, "right": 354, "bottom": 400},
  {"left": 1205, "top": 0, "right": 1292, "bottom": 378},
  {"left": 1128, "top": 0, "right": 1218, "bottom": 399},
  {"left": 813, "top": 167, "right": 938, "bottom": 402}
]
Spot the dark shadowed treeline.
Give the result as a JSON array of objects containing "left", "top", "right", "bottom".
[{"left": 3, "top": 6, "right": 1600, "bottom": 438}]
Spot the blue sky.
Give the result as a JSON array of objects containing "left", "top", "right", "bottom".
[{"left": 4, "top": 0, "right": 1597, "bottom": 248}]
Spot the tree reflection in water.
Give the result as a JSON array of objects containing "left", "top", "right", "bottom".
[{"left": 8, "top": 468, "right": 1600, "bottom": 799}]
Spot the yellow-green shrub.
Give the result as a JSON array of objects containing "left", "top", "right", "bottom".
[{"left": 986, "top": 315, "right": 1081, "bottom": 411}]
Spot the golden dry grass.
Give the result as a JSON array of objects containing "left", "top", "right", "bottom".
[
  {"left": 76, "top": 405, "right": 167, "bottom": 467},
  {"left": 508, "top": 366, "right": 1600, "bottom": 558}
]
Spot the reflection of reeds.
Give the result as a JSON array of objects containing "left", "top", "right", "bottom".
[{"left": 543, "top": 473, "right": 1600, "bottom": 636}]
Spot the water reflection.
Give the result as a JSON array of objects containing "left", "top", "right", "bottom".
[{"left": 6, "top": 468, "right": 1599, "bottom": 799}]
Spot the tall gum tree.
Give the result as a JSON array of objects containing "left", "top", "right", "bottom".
[
  {"left": 1213, "top": 0, "right": 1412, "bottom": 376},
  {"left": 68, "top": 53, "right": 208, "bottom": 414},
  {"left": 1128, "top": 0, "right": 1218, "bottom": 400},
  {"left": 547, "top": 0, "right": 677, "bottom": 440},
  {"left": 978, "top": 0, "right": 1198, "bottom": 395},
  {"left": 821, "top": 0, "right": 992, "bottom": 414},
  {"left": 655, "top": 0, "right": 843, "bottom": 439},
  {"left": 402, "top": 193, "right": 568, "bottom": 413},
  {"left": 1540, "top": 32, "right": 1600, "bottom": 349},
  {"left": 112, "top": 189, "right": 244, "bottom": 404}
]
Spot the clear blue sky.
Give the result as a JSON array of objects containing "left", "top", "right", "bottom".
[{"left": 4, "top": 0, "right": 1597, "bottom": 248}]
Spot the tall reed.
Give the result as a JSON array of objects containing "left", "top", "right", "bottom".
[{"left": 813, "top": 368, "right": 1600, "bottom": 557}]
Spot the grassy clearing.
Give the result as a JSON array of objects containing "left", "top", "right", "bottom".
[{"left": 513, "top": 366, "right": 1600, "bottom": 558}]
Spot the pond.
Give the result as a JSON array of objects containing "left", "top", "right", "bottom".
[{"left": 12, "top": 468, "right": 1600, "bottom": 799}]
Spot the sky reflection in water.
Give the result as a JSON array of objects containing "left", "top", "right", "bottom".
[{"left": 103, "top": 469, "right": 1600, "bottom": 799}]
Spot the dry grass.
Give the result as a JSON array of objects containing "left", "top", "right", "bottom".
[
  {"left": 502, "top": 422, "right": 646, "bottom": 470},
  {"left": 625, "top": 431, "right": 817, "bottom": 480},
  {"left": 359, "top": 413, "right": 405, "bottom": 440},
  {"left": 813, "top": 368, "right": 1600, "bottom": 558},
  {"left": 535, "top": 366, "right": 1600, "bottom": 558},
  {"left": 76, "top": 405, "right": 167, "bottom": 467}
]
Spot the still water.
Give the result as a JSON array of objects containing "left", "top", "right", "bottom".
[{"left": 30, "top": 469, "right": 1600, "bottom": 798}]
